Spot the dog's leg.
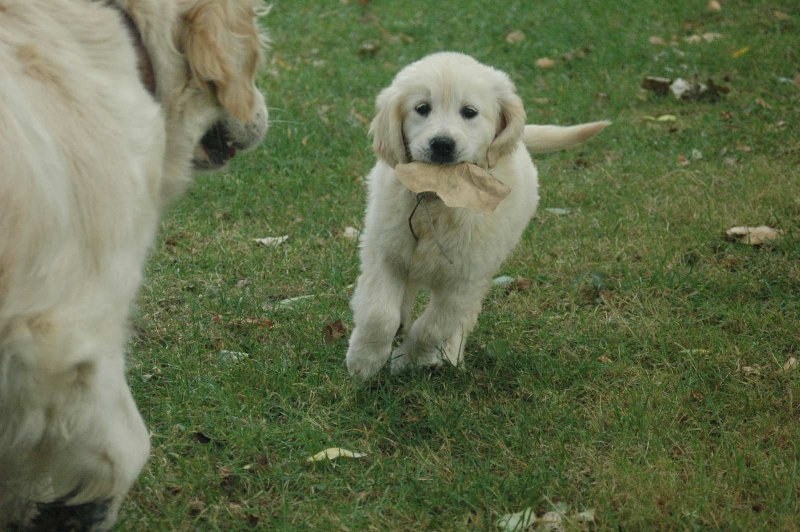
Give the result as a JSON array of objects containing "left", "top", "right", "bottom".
[
  {"left": 0, "top": 319, "right": 150, "bottom": 531},
  {"left": 346, "top": 263, "right": 407, "bottom": 381},
  {"left": 396, "top": 282, "right": 418, "bottom": 338},
  {"left": 391, "top": 281, "right": 488, "bottom": 373}
]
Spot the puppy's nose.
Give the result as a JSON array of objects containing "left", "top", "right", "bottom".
[{"left": 429, "top": 136, "right": 456, "bottom": 163}]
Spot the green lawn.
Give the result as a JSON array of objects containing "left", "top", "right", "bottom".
[{"left": 123, "top": 0, "right": 799, "bottom": 529}]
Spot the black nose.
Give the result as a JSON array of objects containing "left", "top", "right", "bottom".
[{"left": 429, "top": 136, "right": 456, "bottom": 163}]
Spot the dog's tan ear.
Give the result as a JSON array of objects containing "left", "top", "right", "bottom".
[
  {"left": 370, "top": 86, "right": 407, "bottom": 167},
  {"left": 183, "top": 0, "right": 262, "bottom": 122},
  {"left": 486, "top": 80, "right": 526, "bottom": 168}
]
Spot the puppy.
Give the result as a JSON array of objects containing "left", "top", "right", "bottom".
[
  {"left": 0, "top": 0, "right": 268, "bottom": 529},
  {"left": 346, "top": 52, "right": 608, "bottom": 380}
]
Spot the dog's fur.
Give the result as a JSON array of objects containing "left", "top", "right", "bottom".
[
  {"left": 0, "top": 0, "right": 268, "bottom": 528},
  {"left": 346, "top": 52, "right": 608, "bottom": 380}
]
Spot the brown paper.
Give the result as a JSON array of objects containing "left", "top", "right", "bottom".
[{"left": 394, "top": 162, "right": 511, "bottom": 214}]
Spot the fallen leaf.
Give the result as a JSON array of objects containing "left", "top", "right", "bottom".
[
  {"left": 669, "top": 78, "right": 729, "bottom": 101},
  {"left": 641, "top": 76, "right": 673, "bottom": 96},
  {"left": 357, "top": 40, "right": 381, "bottom": 57},
  {"left": 241, "top": 317, "right": 274, "bottom": 328},
  {"left": 742, "top": 365, "right": 761, "bottom": 376},
  {"left": 539, "top": 511, "right": 563, "bottom": 531},
  {"left": 275, "top": 295, "right": 315, "bottom": 309},
  {"left": 732, "top": 47, "right": 750, "bottom": 58},
  {"left": 598, "top": 355, "right": 612, "bottom": 363},
  {"left": 644, "top": 114, "right": 677, "bottom": 122},
  {"left": 343, "top": 226, "right": 360, "bottom": 240},
  {"left": 536, "top": 57, "right": 556, "bottom": 69},
  {"left": 649, "top": 36, "right": 666, "bottom": 45},
  {"left": 725, "top": 226, "right": 783, "bottom": 245},
  {"left": 505, "top": 30, "right": 526, "bottom": 44},
  {"left": 783, "top": 357, "right": 797, "bottom": 372},
  {"left": 680, "top": 349, "right": 710, "bottom": 355},
  {"left": 497, "top": 504, "right": 594, "bottom": 531},
  {"left": 774, "top": 10, "right": 792, "bottom": 21},
  {"left": 544, "top": 207, "right": 571, "bottom": 215},
  {"left": 708, "top": 0, "right": 722, "bottom": 11},
  {"left": 492, "top": 275, "right": 515, "bottom": 287},
  {"left": 497, "top": 507, "right": 537, "bottom": 532},
  {"left": 306, "top": 448, "right": 366, "bottom": 462},
  {"left": 218, "top": 350, "right": 250, "bottom": 364},
  {"left": 506, "top": 277, "right": 532, "bottom": 293},
  {"left": 395, "top": 162, "right": 511, "bottom": 215},
  {"left": 702, "top": 32, "right": 723, "bottom": 43},
  {"left": 253, "top": 235, "right": 289, "bottom": 248},
  {"left": 323, "top": 320, "right": 347, "bottom": 344}
]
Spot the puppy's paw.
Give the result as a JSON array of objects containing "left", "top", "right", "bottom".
[
  {"left": 390, "top": 344, "right": 443, "bottom": 374},
  {"left": 346, "top": 344, "right": 389, "bottom": 382}
]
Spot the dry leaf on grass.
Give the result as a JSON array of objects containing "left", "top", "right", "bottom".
[
  {"left": 783, "top": 357, "right": 797, "bottom": 372},
  {"left": 536, "top": 57, "right": 556, "bottom": 69},
  {"left": 725, "top": 226, "right": 783, "bottom": 245},
  {"left": 253, "top": 235, "right": 288, "bottom": 248},
  {"left": 708, "top": 0, "right": 722, "bottom": 11},
  {"left": 218, "top": 350, "right": 250, "bottom": 364},
  {"left": 306, "top": 448, "right": 366, "bottom": 462},
  {"left": 644, "top": 115, "right": 677, "bottom": 122},
  {"left": 492, "top": 275, "right": 514, "bottom": 287},
  {"left": 323, "top": 320, "right": 347, "bottom": 344},
  {"left": 505, "top": 30, "right": 526, "bottom": 44},
  {"left": 343, "top": 226, "right": 360, "bottom": 240},
  {"left": 497, "top": 504, "right": 594, "bottom": 532},
  {"left": 649, "top": 36, "right": 666, "bottom": 45},
  {"left": 395, "top": 162, "right": 511, "bottom": 214}
]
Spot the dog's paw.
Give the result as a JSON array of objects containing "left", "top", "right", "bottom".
[
  {"left": 390, "top": 344, "right": 443, "bottom": 374},
  {"left": 346, "top": 344, "right": 389, "bottom": 382}
]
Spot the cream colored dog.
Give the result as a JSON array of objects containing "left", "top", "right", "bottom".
[
  {"left": 0, "top": 0, "right": 268, "bottom": 528},
  {"left": 346, "top": 52, "right": 608, "bottom": 381}
]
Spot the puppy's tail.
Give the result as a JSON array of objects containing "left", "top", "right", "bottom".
[{"left": 523, "top": 120, "right": 611, "bottom": 153}]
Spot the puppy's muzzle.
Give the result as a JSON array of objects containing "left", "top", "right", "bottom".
[{"left": 429, "top": 136, "right": 457, "bottom": 163}]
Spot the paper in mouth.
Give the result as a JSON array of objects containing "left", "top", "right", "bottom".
[{"left": 394, "top": 162, "right": 511, "bottom": 214}]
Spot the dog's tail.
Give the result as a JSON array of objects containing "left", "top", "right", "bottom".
[{"left": 523, "top": 120, "right": 611, "bottom": 153}]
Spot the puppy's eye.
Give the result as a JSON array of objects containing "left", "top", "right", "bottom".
[
  {"left": 415, "top": 103, "right": 431, "bottom": 116},
  {"left": 461, "top": 106, "right": 478, "bottom": 119}
]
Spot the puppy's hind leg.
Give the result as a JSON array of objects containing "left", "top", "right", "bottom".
[{"left": 346, "top": 262, "right": 407, "bottom": 381}]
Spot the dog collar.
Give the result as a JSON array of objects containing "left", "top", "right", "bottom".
[{"left": 103, "top": 1, "right": 157, "bottom": 97}]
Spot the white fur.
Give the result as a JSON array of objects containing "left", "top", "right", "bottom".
[
  {"left": 0, "top": 0, "right": 268, "bottom": 528},
  {"left": 346, "top": 52, "right": 606, "bottom": 380}
]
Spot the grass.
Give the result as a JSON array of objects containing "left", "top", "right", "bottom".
[{"left": 123, "top": 0, "right": 799, "bottom": 529}]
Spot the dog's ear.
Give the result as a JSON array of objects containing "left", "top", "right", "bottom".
[
  {"left": 183, "top": 0, "right": 264, "bottom": 122},
  {"left": 370, "top": 86, "right": 407, "bottom": 167},
  {"left": 486, "top": 79, "right": 526, "bottom": 168}
]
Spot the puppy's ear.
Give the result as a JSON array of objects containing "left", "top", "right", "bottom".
[
  {"left": 370, "top": 86, "right": 407, "bottom": 167},
  {"left": 183, "top": 0, "right": 263, "bottom": 122},
  {"left": 486, "top": 80, "right": 526, "bottom": 168}
]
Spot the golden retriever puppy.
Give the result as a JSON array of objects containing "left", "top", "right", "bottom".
[
  {"left": 0, "top": 0, "right": 268, "bottom": 528},
  {"left": 346, "top": 52, "right": 608, "bottom": 380}
]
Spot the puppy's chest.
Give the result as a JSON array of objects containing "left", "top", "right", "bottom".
[{"left": 404, "top": 194, "right": 482, "bottom": 281}]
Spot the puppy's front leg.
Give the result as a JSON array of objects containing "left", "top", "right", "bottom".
[
  {"left": 392, "top": 281, "right": 487, "bottom": 373},
  {"left": 346, "top": 261, "right": 407, "bottom": 381}
]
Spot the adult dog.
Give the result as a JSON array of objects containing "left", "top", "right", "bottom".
[
  {"left": 346, "top": 52, "right": 608, "bottom": 381},
  {"left": 0, "top": 0, "right": 268, "bottom": 528}
]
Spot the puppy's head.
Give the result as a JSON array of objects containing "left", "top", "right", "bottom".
[
  {"left": 178, "top": 0, "right": 270, "bottom": 170},
  {"left": 370, "top": 52, "right": 525, "bottom": 168}
]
